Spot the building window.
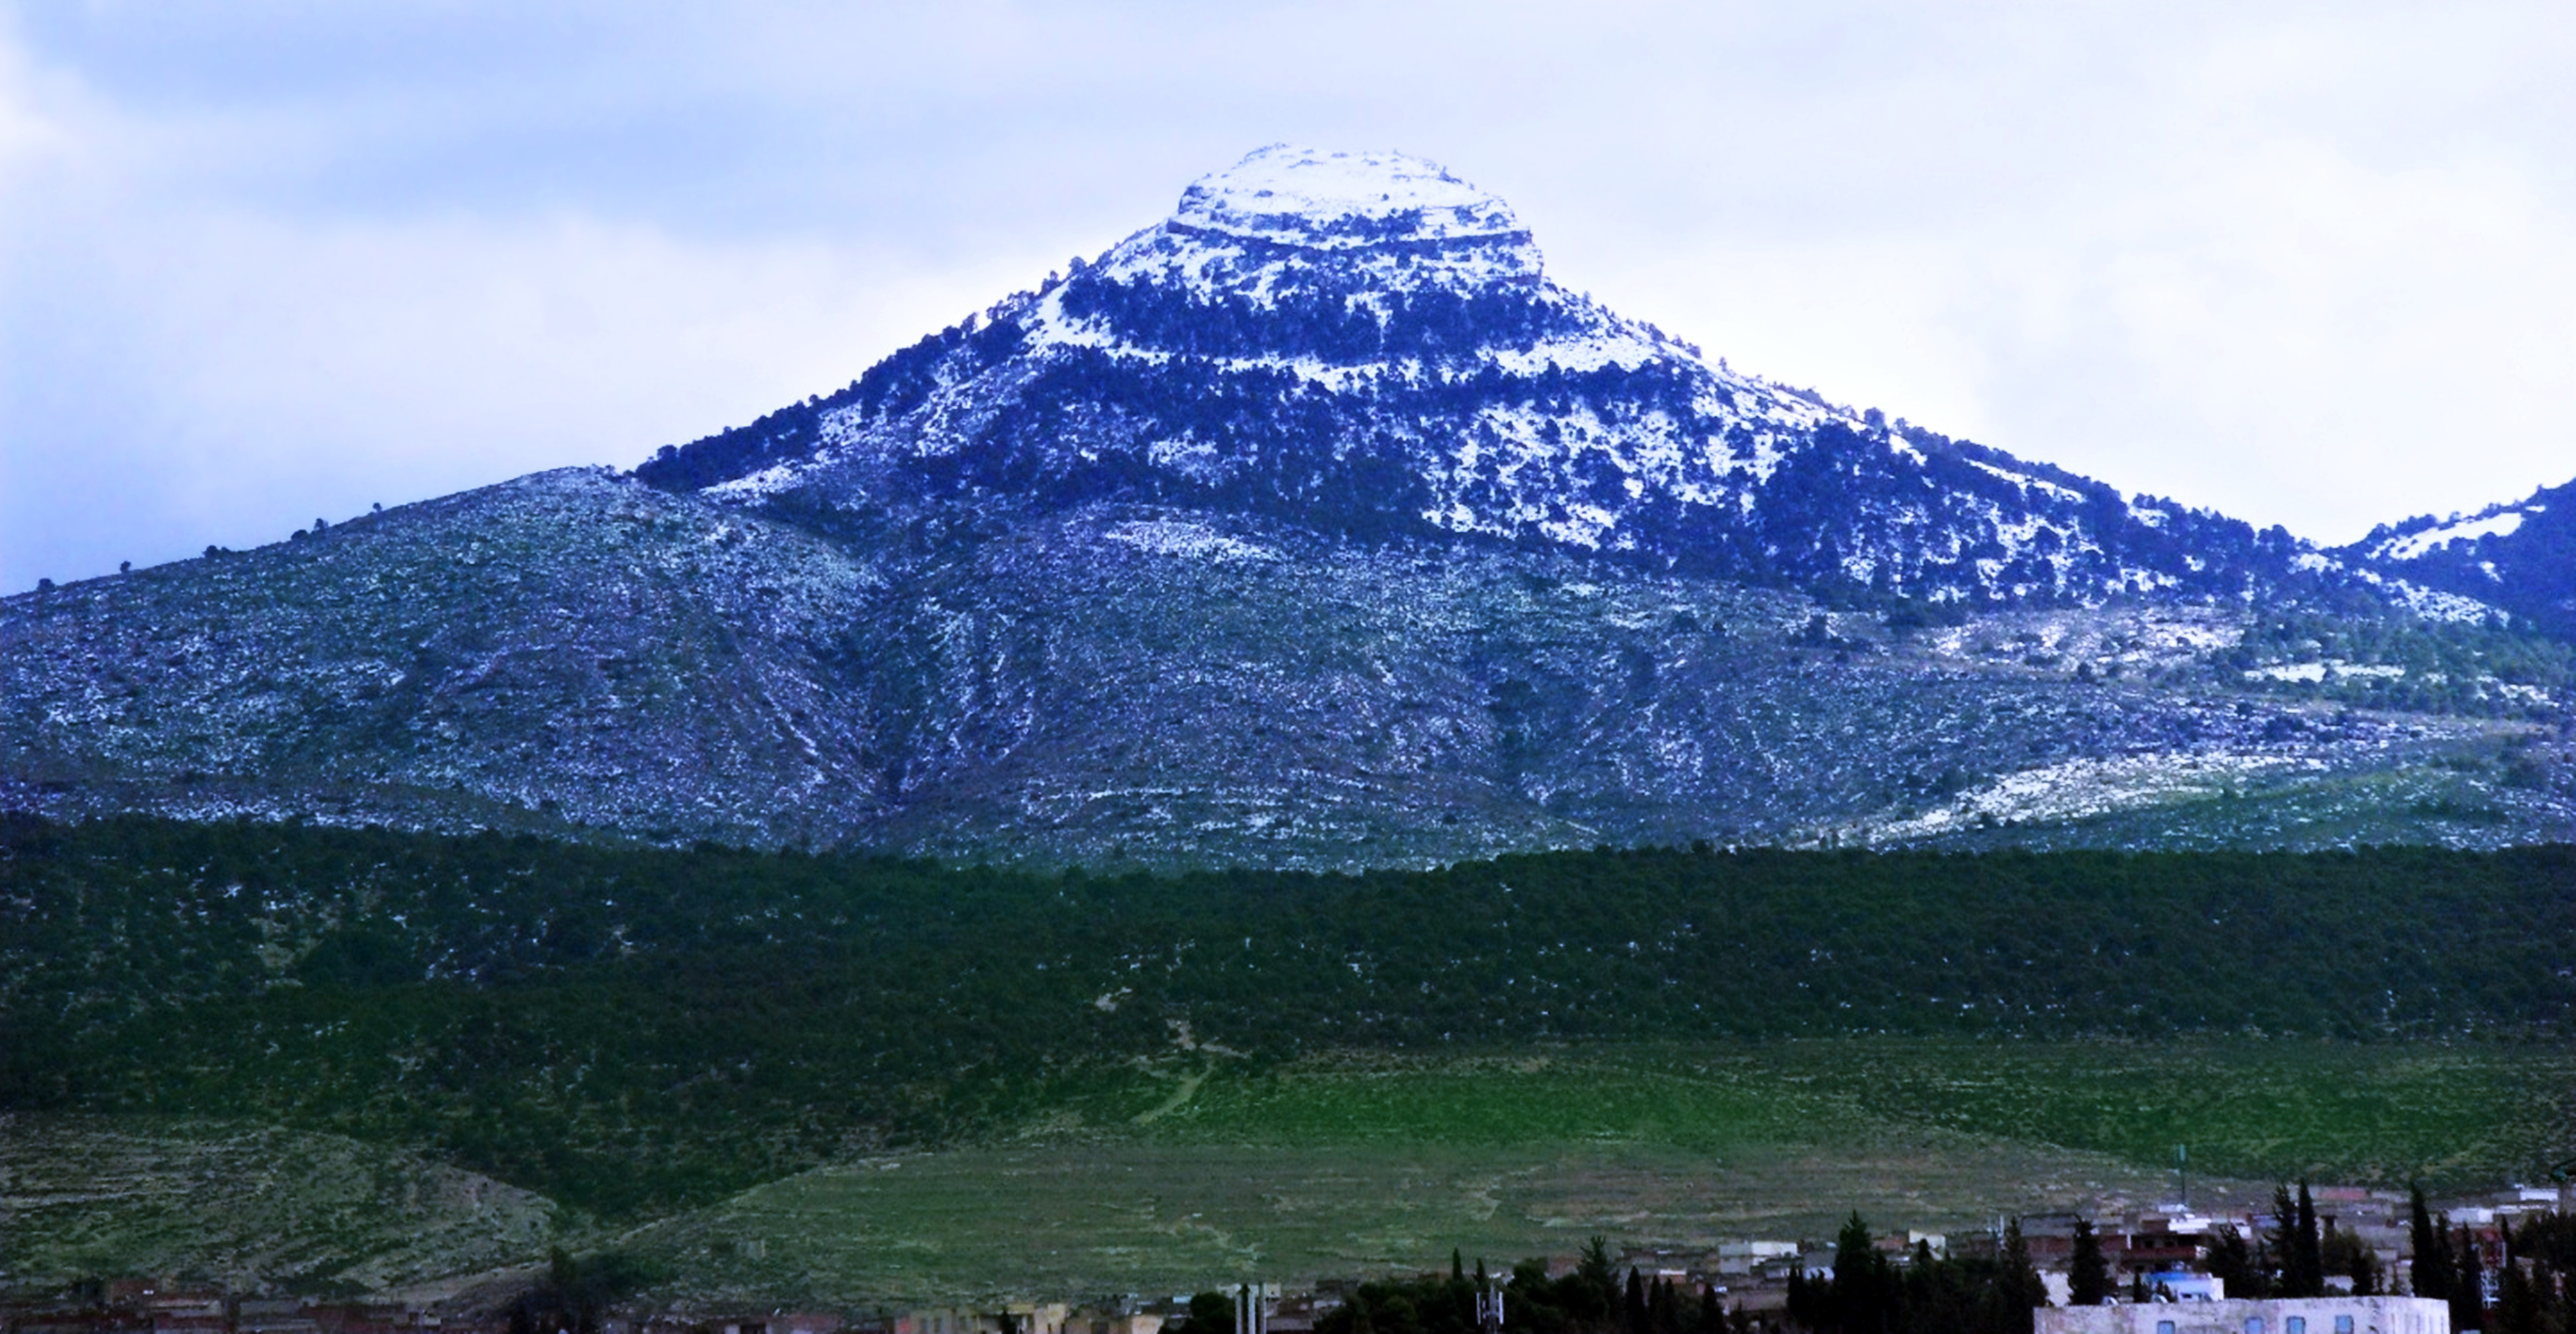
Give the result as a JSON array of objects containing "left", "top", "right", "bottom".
[
  {"left": 2336, "top": 1320, "right": 2353, "bottom": 1334},
  {"left": 2159, "top": 1323, "right": 2176, "bottom": 1334},
  {"left": 2289, "top": 1319, "right": 2306, "bottom": 1334},
  {"left": 2247, "top": 1319, "right": 2266, "bottom": 1334}
]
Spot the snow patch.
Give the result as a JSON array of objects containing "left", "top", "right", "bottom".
[
  {"left": 2243, "top": 661, "right": 2406, "bottom": 683},
  {"left": 1869, "top": 751, "right": 2315, "bottom": 840},
  {"left": 1103, "top": 518, "right": 1281, "bottom": 563},
  {"left": 2383, "top": 579, "right": 2501, "bottom": 623},
  {"left": 1173, "top": 145, "right": 1523, "bottom": 248},
  {"left": 702, "top": 460, "right": 807, "bottom": 500},
  {"left": 2374, "top": 508, "right": 2529, "bottom": 561}
]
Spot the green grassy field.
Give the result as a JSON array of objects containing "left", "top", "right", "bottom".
[
  {"left": 1108, "top": 1042, "right": 2576, "bottom": 1188},
  {"left": 11, "top": 1039, "right": 2571, "bottom": 1303},
  {"left": 605, "top": 1040, "right": 2576, "bottom": 1307},
  {"left": 1741, "top": 1040, "right": 2576, "bottom": 1188},
  {"left": 0, "top": 1113, "right": 573, "bottom": 1294}
]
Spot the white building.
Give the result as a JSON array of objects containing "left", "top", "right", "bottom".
[{"left": 2038, "top": 1296, "right": 2448, "bottom": 1334}]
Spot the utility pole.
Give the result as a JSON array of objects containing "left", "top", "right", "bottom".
[{"left": 1477, "top": 1274, "right": 1505, "bottom": 1334}]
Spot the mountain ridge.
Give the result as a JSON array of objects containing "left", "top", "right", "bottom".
[
  {"left": 640, "top": 146, "right": 2524, "bottom": 629},
  {"left": 2343, "top": 476, "right": 2576, "bottom": 639},
  {"left": 6, "top": 146, "right": 2572, "bottom": 863}
]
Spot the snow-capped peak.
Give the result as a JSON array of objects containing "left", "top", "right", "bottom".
[
  {"left": 1170, "top": 144, "right": 1525, "bottom": 249},
  {"left": 659, "top": 144, "right": 2457, "bottom": 626},
  {"left": 1072, "top": 145, "right": 1550, "bottom": 332}
]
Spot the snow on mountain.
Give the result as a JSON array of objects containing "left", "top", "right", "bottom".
[
  {"left": 2364, "top": 573, "right": 2505, "bottom": 624},
  {"left": 1173, "top": 144, "right": 1523, "bottom": 245},
  {"left": 2368, "top": 506, "right": 2536, "bottom": 563},
  {"left": 2347, "top": 478, "right": 2576, "bottom": 636},
  {"left": 645, "top": 145, "right": 2375, "bottom": 615},
  {"left": 10, "top": 147, "right": 2573, "bottom": 865}
]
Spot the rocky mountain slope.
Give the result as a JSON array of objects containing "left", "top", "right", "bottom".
[
  {"left": 5, "top": 146, "right": 2571, "bottom": 865},
  {"left": 2344, "top": 476, "right": 2576, "bottom": 640}
]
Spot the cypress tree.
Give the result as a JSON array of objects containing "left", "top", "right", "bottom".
[
  {"left": 1904, "top": 1241, "right": 1938, "bottom": 1331},
  {"left": 2454, "top": 1227, "right": 2487, "bottom": 1334},
  {"left": 1987, "top": 1219, "right": 2047, "bottom": 1334},
  {"left": 2295, "top": 1182, "right": 2325, "bottom": 1298},
  {"left": 2210, "top": 1225, "right": 2270, "bottom": 1300},
  {"left": 1653, "top": 1276, "right": 1684, "bottom": 1334},
  {"left": 1580, "top": 1237, "right": 1619, "bottom": 1318},
  {"left": 2498, "top": 1259, "right": 2540, "bottom": 1334},
  {"left": 2327, "top": 1223, "right": 2384, "bottom": 1296},
  {"left": 2070, "top": 1218, "right": 2114, "bottom": 1306},
  {"left": 1833, "top": 1211, "right": 1894, "bottom": 1334},
  {"left": 2412, "top": 1186, "right": 2453, "bottom": 1300},
  {"left": 2271, "top": 1185, "right": 2303, "bottom": 1295}
]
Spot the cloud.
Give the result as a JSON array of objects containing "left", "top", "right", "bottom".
[
  {"left": 1964, "top": 136, "right": 2576, "bottom": 537},
  {"left": 3, "top": 200, "right": 1061, "bottom": 581},
  {"left": 1544, "top": 3, "right": 2576, "bottom": 541}
]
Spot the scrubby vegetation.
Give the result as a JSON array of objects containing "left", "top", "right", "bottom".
[
  {"left": 5, "top": 816, "right": 2573, "bottom": 1217},
  {"left": 2227, "top": 610, "right": 2576, "bottom": 718}
]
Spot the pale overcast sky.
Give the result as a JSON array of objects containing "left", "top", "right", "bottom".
[{"left": 6, "top": 2, "right": 2574, "bottom": 590}]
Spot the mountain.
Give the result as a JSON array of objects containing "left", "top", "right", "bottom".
[
  {"left": 2344, "top": 476, "right": 2576, "bottom": 641},
  {"left": 5, "top": 146, "right": 2571, "bottom": 865},
  {"left": 641, "top": 146, "right": 2363, "bottom": 611}
]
